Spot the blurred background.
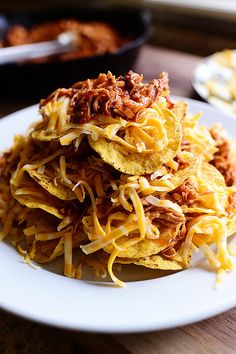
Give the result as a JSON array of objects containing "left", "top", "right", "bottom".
[
  {"left": 1, "top": 1, "right": 236, "bottom": 131},
  {"left": 1, "top": 0, "right": 236, "bottom": 103},
  {"left": 2, "top": 0, "right": 236, "bottom": 56}
]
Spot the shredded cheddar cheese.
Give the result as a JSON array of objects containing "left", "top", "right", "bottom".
[{"left": 1, "top": 72, "right": 236, "bottom": 287}]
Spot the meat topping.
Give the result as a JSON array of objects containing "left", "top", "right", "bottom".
[
  {"left": 40, "top": 71, "right": 170, "bottom": 123},
  {"left": 210, "top": 126, "right": 236, "bottom": 186}
]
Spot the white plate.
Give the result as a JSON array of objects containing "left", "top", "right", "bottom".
[
  {"left": 1, "top": 98, "right": 236, "bottom": 334},
  {"left": 193, "top": 51, "right": 236, "bottom": 116}
]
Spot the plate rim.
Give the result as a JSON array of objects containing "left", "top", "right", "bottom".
[{"left": 1, "top": 98, "right": 236, "bottom": 334}]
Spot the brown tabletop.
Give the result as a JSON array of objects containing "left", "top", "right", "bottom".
[{"left": 0, "top": 45, "right": 236, "bottom": 354}]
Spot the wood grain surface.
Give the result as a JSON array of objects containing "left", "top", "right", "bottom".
[
  {"left": 1, "top": 45, "right": 236, "bottom": 354},
  {"left": 74, "top": 307, "right": 236, "bottom": 354}
]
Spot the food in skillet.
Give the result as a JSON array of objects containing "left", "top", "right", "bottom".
[
  {"left": 0, "top": 19, "right": 127, "bottom": 62},
  {"left": 0, "top": 70, "right": 236, "bottom": 286}
]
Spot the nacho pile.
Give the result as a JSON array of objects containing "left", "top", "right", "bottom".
[{"left": 1, "top": 71, "right": 236, "bottom": 286}]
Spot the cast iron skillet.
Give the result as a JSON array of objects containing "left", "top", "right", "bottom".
[{"left": 0, "top": 7, "right": 151, "bottom": 99}]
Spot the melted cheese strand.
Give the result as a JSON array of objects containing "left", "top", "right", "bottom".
[
  {"left": 73, "top": 180, "right": 106, "bottom": 238},
  {"left": 128, "top": 189, "right": 146, "bottom": 239},
  {"left": 59, "top": 156, "right": 72, "bottom": 185},
  {"left": 64, "top": 232, "right": 73, "bottom": 277},
  {"left": 81, "top": 221, "right": 138, "bottom": 255},
  {"left": 107, "top": 248, "right": 125, "bottom": 287}
]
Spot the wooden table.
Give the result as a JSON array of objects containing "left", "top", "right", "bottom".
[{"left": 0, "top": 45, "right": 235, "bottom": 354}]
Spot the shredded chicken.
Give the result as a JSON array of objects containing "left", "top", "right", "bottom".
[
  {"left": 160, "top": 247, "right": 176, "bottom": 258},
  {"left": 174, "top": 154, "right": 191, "bottom": 170},
  {"left": 171, "top": 179, "right": 198, "bottom": 206},
  {"left": 146, "top": 206, "right": 185, "bottom": 228},
  {"left": 40, "top": 71, "right": 170, "bottom": 123},
  {"left": 0, "top": 155, "right": 6, "bottom": 176},
  {"left": 226, "top": 192, "right": 236, "bottom": 216},
  {"left": 160, "top": 222, "right": 187, "bottom": 259},
  {"left": 181, "top": 140, "right": 192, "bottom": 151},
  {"left": 210, "top": 126, "right": 236, "bottom": 186}
]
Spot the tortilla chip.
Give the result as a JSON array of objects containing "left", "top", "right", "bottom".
[
  {"left": 27, "top": 170, "right": 76, "bottom": 200},
  {"left": 116, "top": 254, "right": 182, "bottom": 270},
  {"left": 172, "top": 101, "right": 188, "bottom": 121},
  {"left": 23, "top": 211, "right": 63, "bottom": 261},
  {"left": 227, "top": 216, "right": 236, "bottom": 237},
  {"left": 201, "top": 162, "right": 226, "bottom": 189},
  {"left": 31, "top": 97, "right": 70, "bottom": 141},
  {"left": 13, "top": 194, "right": 63, "bottom": 219},
  {"left": 10, "top": 183, "right": 64, "bottom": 219},
  {"left": 31, "top": 130, "right": 61, "bottom": 141},
  {"left": 31, "top": 238, "right": 64, "bottom": 263},
  {"left": 104, "top": 238, "right": 169, "bottom": 258},
  {"left": 201, "top": 162, "right": 227, "bottom": 208},
  {"left": 156, "top": 155, "right": 199, "bottom": 192},
  {"left": 31, "top": 232, "right": 85, "bottom": 263},
  {"left": 89, "top": 109, "right": 182, "bottom": 175},
  {"left": 24, "top": 210, "right": 85, "bottom": 263}
]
